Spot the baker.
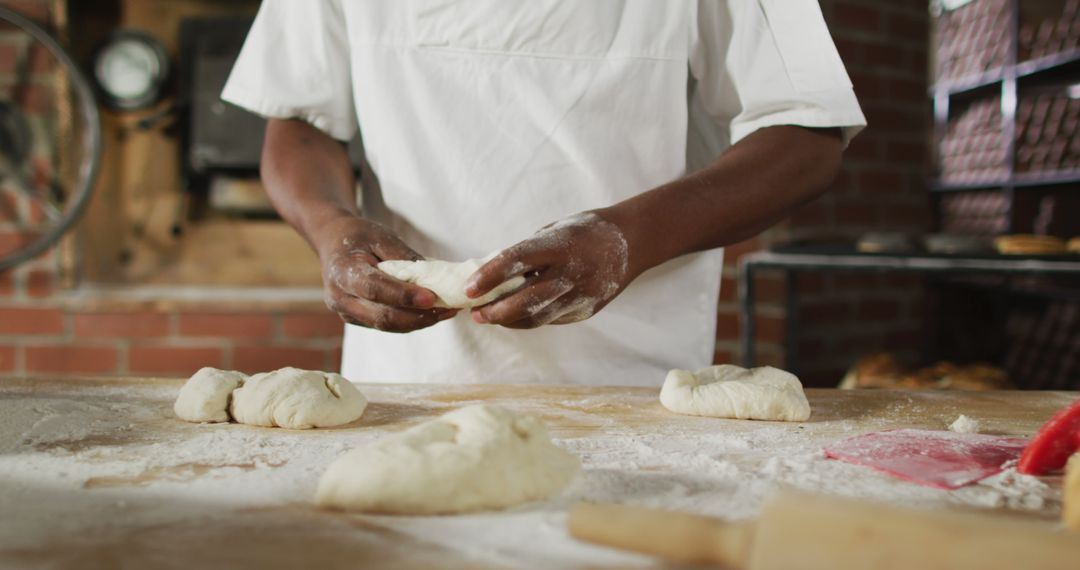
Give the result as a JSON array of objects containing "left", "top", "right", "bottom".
[{"left": 223, "top": 1, "right": 865, "bottom": 386}]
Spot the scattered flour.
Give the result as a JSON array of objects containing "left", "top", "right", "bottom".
[
  {"left": 0, "top": 381, "right": 1064, "bottom": 568},
  {"left": 949, "top": 414, "right": 981, "bottom": 434}
]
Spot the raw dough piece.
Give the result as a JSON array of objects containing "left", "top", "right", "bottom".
[
  {"left": 173, "top": 367, "right": 245, "bottom": 423},
  {"left": 948, "top": 414, "right": 981, "bottom": 434},
  {"left": 660, "top": 365, "right": 811, "bottom": 421},
  {"left": 378, "top": 257, "right": 525, "bottom": 309},
  {"left": 174, "top": 367, "right": 367, "bottom": 429},
  {"left": 230, "top": 367, "right": 368, "bottom": 429},
  {"left": 316, "top": 405, "right": 580, "bottom": 514}
]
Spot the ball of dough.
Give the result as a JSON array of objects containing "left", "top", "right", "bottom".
[
  {"left": 173, "top": 367, "right": 246, "bottom": 423},
  {"left": 229, "top": 367, "right": 368, "bottom": 429},
  {"left": 660, "top": 365, "right": 811, "bottom": 422},
  {"left": 315, "top": 405, "right": 580, "bottom": 514},
  {"left": 378, "top": 257, "right": 525, "bottom": 309}
]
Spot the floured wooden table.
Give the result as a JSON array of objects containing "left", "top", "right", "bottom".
[{"left": 0, "top": 378, "right": 1074, "bottom": 569}]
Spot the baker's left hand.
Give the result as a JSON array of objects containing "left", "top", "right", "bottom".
[{"left": 464, "top": 211, "right": 634, "bottom": 329}]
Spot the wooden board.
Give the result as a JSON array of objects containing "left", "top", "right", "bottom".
[{"left": 0, "top": 378, "right": 1075, "bottom": 570}]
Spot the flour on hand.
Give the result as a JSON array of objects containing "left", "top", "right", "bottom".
[
  {"left": 315, "top": 405, "right": 580, "bottom": 514},
  {"left": 660, "top": 364, "right": 811, "bottom": 422},
  {"left": 378, "top": 256, "right": 525, "bottom": 309},
  {"left": 174, "top": 367, "right": 367, "bottom": 429}
]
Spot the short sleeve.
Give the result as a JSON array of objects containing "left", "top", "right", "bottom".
[
  {"left": 221, "top": 0, "right": 357, "bottom": 142},
  {"left": 690, "top": 0, "right": 867, "bottom": 148}
]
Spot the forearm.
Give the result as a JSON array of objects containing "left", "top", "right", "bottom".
[
  {"left": 600, "top": 125, "right": 843, "bottom": 277},
  {"left": 260, "top": 118, "right": 358, "bottom": 256}
]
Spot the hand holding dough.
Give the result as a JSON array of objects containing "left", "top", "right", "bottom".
[
  {"left": 174, "top": 367, "right": 367, "bottom": 429},
  {"left": 378, "top": 257, "right": 525, "bottom": 309},
  {"left": 316, "top": 405, "right": 580, "bottom": 514},
  {"left": 660, "top": 364, "right": 811, "bottom": 421}
]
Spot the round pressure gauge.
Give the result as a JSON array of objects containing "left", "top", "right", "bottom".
[{"left": 93, "top": 30, "right": 169, "bottom": 111}]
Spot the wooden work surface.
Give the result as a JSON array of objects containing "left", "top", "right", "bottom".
[{"left": 0, "top": 377, "right": 1074, "bottom": 569}]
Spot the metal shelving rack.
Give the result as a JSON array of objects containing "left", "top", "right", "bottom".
[{"left": 930, "top": 0, "right": 1080, "bottom": 231}]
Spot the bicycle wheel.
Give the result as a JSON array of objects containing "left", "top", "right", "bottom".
[{"left": 0, "top": 5, "right": 101, "bottom": 271}]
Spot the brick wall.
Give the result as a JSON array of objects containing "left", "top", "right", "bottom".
[
  {"left": 715, "top": 0, "right": 932, "bottom": 386},
  {"left": 0, "top": 305, "right": 343, "bottom": 376},
  {"left": 0, "top": 0, "right": 343, "bottom": 379}
]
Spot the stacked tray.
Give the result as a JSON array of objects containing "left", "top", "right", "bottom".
[
  {"left": 1018, "top": 0, "right": 1080, "bottom": 61},
  {"left": 934, "top": 0, "right": 1010, "bottom": 82},
  {"left": 939, "top": 96, "right": 1008, "bottom": 183},
  {"left": 1015, "top": 89, "right": 1080, "bottom": 173}
]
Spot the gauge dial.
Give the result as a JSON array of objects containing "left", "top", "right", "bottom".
[{"left": 93, "top": 31, "right": 168, "bottom": 110}]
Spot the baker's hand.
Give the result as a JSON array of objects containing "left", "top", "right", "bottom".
[
  {"left": 316, "top": 216, "right": 457, "bottom": 332},
  {"left": 464, "top": 211, "right": 632, "bottom": 329}
]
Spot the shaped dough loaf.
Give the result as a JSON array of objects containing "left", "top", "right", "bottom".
[
  {"left": 174, "top": 367, "right": 245, "bottom": 423},
  {"left": 660, "top": 364, "right": 811, "bottom": 421},
  {"left": 316, "top": 405, "right": 580, "bottom": 514},
  {"left": 174, "top": 367, "right": 367, "bottom": 429},
  {"left": 230, "top": 367, "right": 368, "bottom": 429},
  {"left": 377, "top": 257, "right": 525, "bottom": 309}
]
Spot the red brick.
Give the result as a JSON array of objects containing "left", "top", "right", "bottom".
[
  {"left": 25, "top": 345, "right": 118, "bottom": 375},
  {"left": 0, "top": 345, "right": 14, "bottom": 372},
  {"left": 886, "top": 77, "right": 927, "bottom": 102},
  {"left": 857, "top": 299, "right": 902, "bottom": 321},
  {"left": 233, "top": 346, "right": 325, "bottom": 374},
  {"left": 715, "top": 312, "right": 739, "bottom": 340},
  {"left": 835, "top": 201, "right": 878, "bottom": 225},
  {"left": 281, "top": 313, "right": 344, "bottom": 339},
  {"left": 0, "top": 270, "right": 13, "bottom": 296},
  {"left": 712, "top": 347, "right": 735, "bottom": 365},
  {"left": 791, "top": 202, "right": 830, "bottom": 226},
  {"left": 723, "top": 238, "right": 764, "bottom": 262},
  {"left": 833, "top": 3, "right": 882, "bottom": 32},
  {"left": 178, "top": 313, "right": 274, "bottom": 338},
  {"left": 129, "top": 346, "right": 225, "bottom": 376},
  {"left": 73, "top": 311, "right": 169, "bottom": 338},
  {"left": 754, "top": 274, "right": 786, "bottom": 304},
  {"left": 0, "top": 231, "right": 39, "bottom": 257},
  {"left": 885, "top": 329, "right": 924, "bottom": 351},
  {"left": 14, "top": 83, "right": 52, "bottom": 114},
  {"left": 0, "top": 1, "right": 53, "bottom": 25},
  {"left": 856, "top": 170, "right": 906, "bottom": 195},
  {"left": 719, "top": 275, "right": 737, "bottom": 303},
  {"left": 752, "top": 314, "right": 786, "bottom": 343},
  {"left": 799, "top": 338, "right": 827, "bottom": 358},
  {"left": 325, "top": 345, "right": 343, "bottom": 373},
  {"left": 833, "top": 273, "right": 881, "bottom": 290},
  {"left": 797, "top": 273, "right": 827, "bottom": 293},
  {"left": 887, "top": 12, "right": 928, "bottom": 39},
  {"left": 886, "top": 140, "right": 926, "bottom": 164},
  {"left": 862, "top": 43, "right": 905, "bottom": 68},
  {"left": 25, "top": 268, "right": 52, "bottom": 298},
  {"left": 0, "top": 305, "right": 63, "bottom": 334},
  {"left": 0, "top": 43, "right": 15, "bottom": 74},
  {"left": 800, "top": 301, "right": 852, "bottom": 324}
]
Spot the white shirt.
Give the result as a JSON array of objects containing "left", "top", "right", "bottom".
[{"left": 223, "top": 0, "right": 866, "bottom": 386}]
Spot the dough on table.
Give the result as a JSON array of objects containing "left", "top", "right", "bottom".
[
  {"left": 660, "top": 364, "right": 811, "bottom": 422},
  {"left": 378, "top": 257, "right": 525, "bottom": 309},
  {"left": 174, "top": 367, "right": 367, "bottom": 429},
  {"left": 316, "top": 405, "right": 580, "bottom": 514},
  {"left": 174, "top": 367, "right": 245, "bottom": 423}
]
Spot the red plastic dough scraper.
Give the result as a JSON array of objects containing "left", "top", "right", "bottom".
[{"left": 823, "top": 429, "right": 1028, "bottom": 489}]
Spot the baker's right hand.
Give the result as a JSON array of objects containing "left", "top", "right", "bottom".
[{"left": 315, "top": 216, "right": 458, "bottom": 332}]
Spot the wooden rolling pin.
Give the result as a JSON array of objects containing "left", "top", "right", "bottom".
[{"left": 568, "top": 491, "right": 1080, "bottom": 570}]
